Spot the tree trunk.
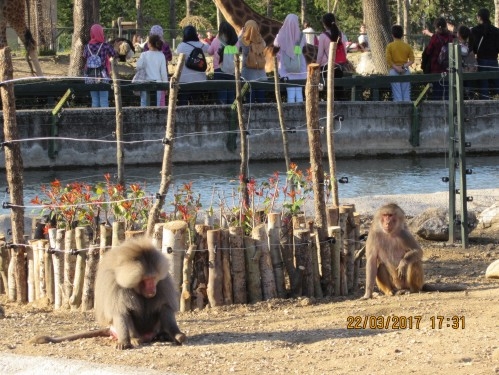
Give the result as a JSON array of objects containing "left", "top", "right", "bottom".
[
  {"left": 362, "top": 0, "right": 392, "bottom": 74},
  {"left": 136, "top": 0, "right": 143, "bottom": 32},
  {"left": 169, "top": 0, "right": 177, "bottom": 41},
  {"left": 0, "top": 47, "right": 27, "bottom": 303},
  {"left": 63, "top": 229, "right": 76, "bottom": 308},
  {"left": 403, "top": 0, "right": 410, "bottom": 43},
  {"left": 180, "top": 244, "right": 195, "bottom": 312},
  {"left": 68, "top": 0, "right": 96, "bottom": 77}
]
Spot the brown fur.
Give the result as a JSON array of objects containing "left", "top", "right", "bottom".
[
  {"left": 30, "top": 237, "right": 186, "bottom": 349},
  {"left": 361, "top": 203, "right": 466, "bottom": 299},
  {"left": 361, "top": 203, "right": 424, "bottom": 299}
]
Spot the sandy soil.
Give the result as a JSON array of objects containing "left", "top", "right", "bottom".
[
  {"left": 1, "top": 190, "right": 499, "bottom": 375},
  {"left": 2, "top": 52, "right": 499, "bottom": 375}
]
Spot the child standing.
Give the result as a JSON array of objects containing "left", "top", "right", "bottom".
[
  {"left": 136, "top": 34, "right": 168, "bottom": 107},
  {"left": 386, "top": 24, "right": 414, "bottom": 102}
]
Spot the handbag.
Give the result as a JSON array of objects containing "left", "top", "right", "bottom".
[{"left": 132, "top": 68, "right": 147, "bottom": 96}]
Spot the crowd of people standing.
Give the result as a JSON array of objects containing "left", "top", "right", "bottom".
[{"left": 83, "top": 7, "right": 499, "bottom": 107}]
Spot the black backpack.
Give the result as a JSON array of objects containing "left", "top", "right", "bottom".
[{"left": 185, "top": 42, "right": 207, "bottom": 72}]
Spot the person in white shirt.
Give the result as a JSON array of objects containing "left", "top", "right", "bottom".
[
  {"left": 136, "top": 34, "right": 168, "bottom": 107},
  {"left": 302, "top": 21, "right": 317, "bottom": 46}
]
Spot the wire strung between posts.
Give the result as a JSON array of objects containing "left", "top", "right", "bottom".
[{"left": 7, "top": 237, "right": 362, "bottom": 255}]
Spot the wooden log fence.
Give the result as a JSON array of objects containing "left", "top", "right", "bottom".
[{"left": 0, "top": 209, "right": 362, "bottom": 309}]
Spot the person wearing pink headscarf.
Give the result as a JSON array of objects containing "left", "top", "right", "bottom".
[
  {"left": 274, "top": 14, "right": 307, "bottom": 103},
  {"left": 83, "top": 24, "right": 116, "bottom": 107}
]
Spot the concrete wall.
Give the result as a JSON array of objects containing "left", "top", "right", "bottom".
[{"left": 2, "top": 101, "right": 498, "bottom": 169}]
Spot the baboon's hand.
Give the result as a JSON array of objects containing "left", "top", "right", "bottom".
[{"left": 397, "top": 258, "right": 408, "bottom": 279}]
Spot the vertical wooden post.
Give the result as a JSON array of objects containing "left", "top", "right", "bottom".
[
  {"left": 234, "top": 53, "right": 249, "bottom": 208},
  {"left": 81, "top": 244, "right": 99, "bottom": 311},
  {"left": 221, "top": 229, "right": 233, "bottom": 305},
  {"left": 273, "top": 56, "right": 292, "bottom": 171},
  {"left": 207, "top": 229, "right": 223, "bottom": 307},
  {"left": 146, "top": 55, "right": 185, "bottom": 236},
  {"left": 253, "top": 223, "right": 277, "bottom": 300},
  {"left": 37, "top": 240, "right": 47, "bottom": 299},
  {"left": 229, "top": 226, "right": 247, "bottom": 304},
  {"left": 69, "top": 227, "right": 88, "bottom": 310},
  {"left": 194, "top": 224, "right": 210, "bottom": 309},
  {"left": 26, "top": 242, "right": 35, "bottom": 302},
  {"left": 54, "top": 229, "right": 66, "bottom": 308},
  {"left": 0, "top": 47, "right": 27, "bottom": 303},
  {"left": 326, "top": 42, "right": 339, "bottom": 207},
  {"left": 180, "top": 244, "right": 196, "bottom": 312},
  {"left": 63, "top": 228, "right": 76, "bottom": 308},
  {"left": 99, "top": 224, "right": 112, "bottom": 258},
  {"left": 163, "top": 220, "right": 188, "bottom": 289},
  {"left": 152, "top": 223, "right": 164, "bottom": 249},
  {"left": 340, "top": 204, "right": 356, "bottom": 292},
  {"left": 267, "top": 213, "right": 286, "bottom": 298},
  {"left": 111, "top": 58, "right": 125, "bottom": 186},
  {"left": 338, "top": 209, "right": 349, "bottom": 295},
  {"left": 305, "top": 62, "right": 332, "bottom": 296},
  {"left": 328, "top": 226, "right": 342, "bottom": 296},
  {"left": 0, "top": 240, "right": 9, "bottom": 295},
  {"left": 244, "top": 236, "right": 262, "bottom": 303},
  {"left": 44, "top": 243, "right": 54, "bottom": 304},
  {"left": 353, "top": 212, "right": 361, "bottom": 293},
  {"left": 7, "top": 246, "right": 16, "bottom": 301},
  {"left": 112, "top": 221, "right": 126, "bottom": 248},
  {"left": 293, "top": 229, "right": 313, "bottom": 297}
]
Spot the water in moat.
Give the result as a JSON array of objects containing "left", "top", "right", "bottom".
[{"left": 1, "top": 155, "right": 498, "bottom": 214}]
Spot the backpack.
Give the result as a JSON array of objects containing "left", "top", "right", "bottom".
[
  {"left": 245, "top": 41, "right": 266, "bottom": 69},
  {"left": 219, "top": 44, "right": 238, "bottom": 74},
  {"left": 461, "top": 44, "right": 477, "bottom": 73},
  {"left": 437, "top": 36, "right": 449, "bottom": 69},
  {"left": 85, "top": 44, "right": 105, "bottom": 84},
  {"left": 185, "top": 42, "right": 207, "bottom": 72},
  {"left": 323, "top": 32, "right": 347, "bottom": 64},
  {"left": 281, "top": 33, "right": 303, "bottom": 73}
]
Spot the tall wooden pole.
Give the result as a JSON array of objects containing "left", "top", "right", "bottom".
[
  {"left": 326, "top": 42, "right": 339, "bottom": 207},
  {"left": 146, "top": 55, "right": 185, "bottom": 237},
  {"left": 305, "top": 63, "right": 332, "bottom": 296},
  {"left": 111, "top": 57, "right": 125, "bottom": 186},
  {"left": 0, "top": 47, "right": 27, "bottom": 303}
]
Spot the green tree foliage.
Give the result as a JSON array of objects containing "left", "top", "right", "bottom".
[{"left": 57, "top": 0, "right": 495, "bottom": 40}]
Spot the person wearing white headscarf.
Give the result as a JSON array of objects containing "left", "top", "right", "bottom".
[{"left": 274, "top": 14, "right": 307, "bottom": 103}]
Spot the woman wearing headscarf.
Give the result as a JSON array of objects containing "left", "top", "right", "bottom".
[
  {"left": 176, "top": 25, "right": 209, "bottom": 105},
  {"left": 83, "top": 24, "right": 116, "bottom": 107},
  {"left": 207, "top": 21, "right": 239, "bottom": 104},
  {"left": 274, "top": 14, "right": 307, "bottom": 103},
  {"left": 142, "top": 25, "right": 172, "bottom": 106},
  {"left": 239, "top": 20, "right": 267, "bottom": 103}
]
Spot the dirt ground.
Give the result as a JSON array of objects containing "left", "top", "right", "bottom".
[
  {"left": 2, "top": 53, "right": 499, "bottom": 375},
  {"left": 0, "top": 222, "right": 498, "bottom": 375}
]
